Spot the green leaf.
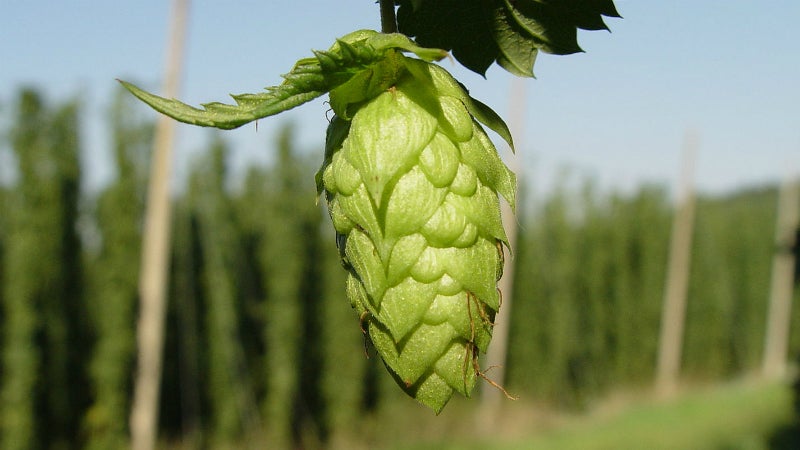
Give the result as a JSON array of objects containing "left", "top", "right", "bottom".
[
  {"left": 120, "top": 30, "right": 448, "bottom": 130},
  {"left": 534, "top": 0, "right": 620, "bottom": 31},
  {"left": 327, "top": 49, "right": 405, "bottom": 119},
  {"left": 395, "top": 0, "right": 619, "bottom": 77},
  {"left": 503, "top": 0, "right": 580, "bottom": 55},
  {"left": 463, "top": 96, "right": 514, "bottom": 152},
  {"left": 118, "top": 58, "right": 328, "bottom": 130},
  {"left": 366, "top": 32, "right": 449, "bottom": 62},
  {"left": 396, "top": 0, "right": 498, "bottom": 76},
  {"left": 492, "top": 3, "right": 539, "bottom": 77}
]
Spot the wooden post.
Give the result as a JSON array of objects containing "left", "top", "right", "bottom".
[
  {"left": 480, "top": 76, "right": 525, "bottom": 425},
  {"left": 655, "top": 133, "right": 698, "bottom": 397},
  {"left": 761, "top": 175, "right": 800, "bottom": 379},
  {"left": 130, "top": 1, "right": 189, "bottom": 449}
]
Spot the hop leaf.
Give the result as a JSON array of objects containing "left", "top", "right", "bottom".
[
  {"left": 395, "top": 0, "right": 620, "bottom": 76},
  {"left": 319, "top": 57, "right": 515, "bottom": 412},
  {"left": 119, "top": 30, "right": 448, "bottom": 129}
]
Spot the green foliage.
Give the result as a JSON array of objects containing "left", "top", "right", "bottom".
[
  {"left": 231, "top": 124, "right": 333, "bottom": 445},
  {"left": 1, "top": 89, "right": 88, "bottom": 450},
  {"left": 188, "top": 137, "right": 253, "bottom": 444},
  {"left": 506, "top": 180, "right": 669, "bottom": 406},
  {"left": 1, "top": 89, "right": 43, "bottom": 450},
  {"left": 683, "top": 187, "right": 779, "bottom": 379},
  {"left": 606, "top": 187, "right": 670, "bottom": 384},
  {"left": 506, "top": 182, "right": 785, "bottom": 407},
  {"left": 167, "top": 196, "right": 206, "bottom": 446},
  {"left": 395, "top": 0, "right": 621, "bottom": 76},
  {"left": 0, "top": 186, "right": 5, "bottom": 333},
  {"left": 259, "top": 125, "right": 313, "bottom": 445}
]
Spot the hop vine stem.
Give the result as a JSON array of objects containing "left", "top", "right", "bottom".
[{"left": 380, "top": 0, "right": 398, "bottom": 33}]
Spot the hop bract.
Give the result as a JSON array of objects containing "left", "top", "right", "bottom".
[{"left": 318, "top": 58, "right": 515, "bottom": 413}]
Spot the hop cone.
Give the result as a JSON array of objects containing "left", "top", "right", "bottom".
[{"left": 318, "top": 58, "right": 516, "bottom": 412}]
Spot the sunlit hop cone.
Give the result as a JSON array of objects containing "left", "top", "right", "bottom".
[
  {"left": 318, "top": 57, "right": 516, "bottom": 413},
  {"left": 119, "top": 28, "right": 516, "bottom": 412}
]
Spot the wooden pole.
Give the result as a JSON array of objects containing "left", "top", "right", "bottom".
[
  {"left": 655, "top": 133, "right": 698, "bottom": 397},
  {"left": 480, "top": 76, "right": 525, "bottom": 425},
  {"left": 130, "top": 1, "right": 189, "bottom": 449},
  {"left": 761, "top": 174, "right": 800, "bottom": 379}
]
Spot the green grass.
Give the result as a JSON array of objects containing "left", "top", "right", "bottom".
[{"left": 390, "top": 380, "right": 797, "bottom": 450}]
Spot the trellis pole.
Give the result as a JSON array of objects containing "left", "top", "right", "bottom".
[
  {"left": 762, "top": 174, "right": 800, "bottom": 379},
  {"left": 655, "top": 133, "right": 698, "bottom": 397},
  {"left": 130, "top": 1, "right": 190, "bottom": 449}
]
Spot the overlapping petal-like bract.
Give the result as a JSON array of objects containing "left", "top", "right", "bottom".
[{"left": 318, "top": 58, "right": 515, "bottom": 413}]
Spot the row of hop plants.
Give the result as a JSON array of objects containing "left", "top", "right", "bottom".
[
  {"left": 0, "top": 87, "right": 798, "bottom": 448},
  {"left": 508, "top": 180, "right": 799, "bottom": 410}
]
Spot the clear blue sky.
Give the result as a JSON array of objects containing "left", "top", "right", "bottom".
[{"left": 1, "top": 0, "right": 798, "bottom": 197}]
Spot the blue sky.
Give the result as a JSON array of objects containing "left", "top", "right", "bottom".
[{"left": 1, "top": 1, "right": 798, "bottom": 197}]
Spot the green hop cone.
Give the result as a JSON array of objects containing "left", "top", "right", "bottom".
[
  {"left": 118, "top": 29, "right": 516, "bottom": 413},
  {"left": 318, "top": 57, "right": 516, "bottom": 413}
]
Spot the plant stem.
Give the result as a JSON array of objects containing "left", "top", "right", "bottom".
[{"left": 380, "top": 0, "right": 397, "bottom": 33}]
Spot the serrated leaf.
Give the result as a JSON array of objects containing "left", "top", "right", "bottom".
[
  {"left": 503, "top": 0, "right": 581, "bottom": 55},
  {"left": 396, "top": 0, "right": 498, "bottom": 76},
  {"left": 396, "top": 0, "right": 619, "bottom": 77},
  {"left": 118, "top": 57, "right": 328, "bottom": 129},
  {"left": 119, "top": 57, "right": 327, "bottom": 130},
  {"left": 532, "top": 0, "right": 621, "bottom": 30},
  {"left": 120, "top": 30, "right": 447, "bottom": 129},
  {"left": 463, "top": 96, "right": 514, "bottom": 152},
  {"left": 328, "top": 51, "right": 403, "bottom": 119},
  {"left": 492, "top": 5, "right": 539, "bottom": 77}
]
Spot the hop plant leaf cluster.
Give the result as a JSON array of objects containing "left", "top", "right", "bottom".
[{"left": 396, "top": 0, "right": 621, "bottom": 76}]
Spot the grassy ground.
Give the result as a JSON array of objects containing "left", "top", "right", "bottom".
[{"left": 387, "top": 379, "right": 797, "bottom": 450}]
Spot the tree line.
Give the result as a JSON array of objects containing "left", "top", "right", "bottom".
[{"left": 0, "top": 88, "right": 798, "bottom": 449}]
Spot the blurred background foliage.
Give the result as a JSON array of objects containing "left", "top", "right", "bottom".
[{"left": 0, "top": 87, "right": 798, "bottom": 449}]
